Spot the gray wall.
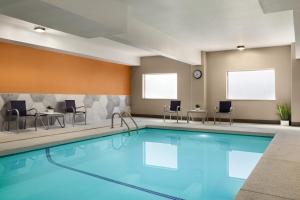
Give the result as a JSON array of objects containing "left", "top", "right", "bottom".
[
  {"left": 206, "top": 45, "right": 291, "bottom": 121},
  {"left": 0, "top": 93, "right": 130, "bottom": 131},
  {"left": 131, "top": 46, "right": 292, "bottom": 122},
  {"left": 291, "top": 43, "right": 300, "bottom": 124},
  {"left": 131, "top": 56, "right": 205, "bottom": 116}
]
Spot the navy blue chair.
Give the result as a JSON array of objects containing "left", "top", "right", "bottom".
[
  {"left": 214, "top": 101, "right": 233, "bottom": 125},
  {"left": 65, "top": 100, "right": 87, "bottom": 126},
  {"left": 6, "top": 100, "right": 38, "bottom": 131},
  {"left": 163, "top": 100, "right": 182, "bottom": 123}
]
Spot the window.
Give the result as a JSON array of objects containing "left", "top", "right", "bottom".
[
  {"left": 143, "top": 73, "right": 177, "bottom": 99},
  {"left": 227, "top": 69, "right": 276, "bottom": 100}
]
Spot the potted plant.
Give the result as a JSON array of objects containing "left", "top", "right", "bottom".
[
  {"left": 46, "top": 106, "right": 54, "bottom": 113},
  {"left": 277, "top": 104, "right": 291, "bottom": 126},
  {"left": 195, "top": 104, "right": 201, "bottom": 111}
]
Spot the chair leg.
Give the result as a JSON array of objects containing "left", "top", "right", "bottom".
[
  {"left": 170, "top": 114, "right": 172, "bottom": 120},
  {"left": 24, "top": 118, "right": 26, "bottom": 129},
  {"left": 176, "top": 111, "right": 179, "bottom": 123},
  {"left": 72, "top": 114, "right": 75, "bottom": 127},
  {"left": 214, "top": 114, "right": 216, "bottom": 125},
  {"left": 16, "top": 116, "right": 19, "bottom": 133},
  {"left": 35, "top": 116, "right": 38, "bottom": 131},
  {"left": 47, "top": 116, "right": 50, "bottom": 130},
  {"left": 84, "top": 113, "right": 87, "bottom": 125},
  {"left": 163, "top": 113, "right": 166, "bottom": 122}
]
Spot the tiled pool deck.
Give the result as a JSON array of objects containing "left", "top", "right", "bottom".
[{"left": 0, "top": 117, "right": 300, "bottom": 200}]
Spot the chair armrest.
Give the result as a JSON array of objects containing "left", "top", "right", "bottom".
[
  {"left": 76, "top": 106, "right": 86, "bottom": 112},
  {"left": 176, "top": 106, "right": 181, "bottom": 112},
  {"left": 27, "top": 108, "right": 38, "bottom": 115},
  {"left": 7, "top": 109, "right": 20, "bottom": 117},
  {"left": 230, "top": 106, "right": 233, "bottom": 112}
]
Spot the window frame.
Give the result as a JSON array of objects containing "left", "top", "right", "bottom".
[
  {"left": 226, "top": 69, "right": 276, "bottom": 101},
  {"left": 142, "top": 73, "right": 178, "bottom": 100}
]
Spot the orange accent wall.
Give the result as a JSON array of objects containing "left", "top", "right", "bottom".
[{"left": 0, "top": 41, "right": 131, "bottom": 95}]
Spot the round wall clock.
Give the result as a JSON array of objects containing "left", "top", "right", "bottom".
[{"left": 193, "top": 70, "right": 202, "bottom": 79}]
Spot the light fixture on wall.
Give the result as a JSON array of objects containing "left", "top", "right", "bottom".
[
  {"left": 34, "top": 26, "right": 46, "bottom": 33},
  {"left": 237, "top": 45, "right": 246, "bottom": 51}
]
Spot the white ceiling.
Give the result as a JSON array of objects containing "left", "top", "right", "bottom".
[
  {"left": 0, "top": 0, "right": 298, "bottom": 65},
  {"left": 259, "top": 0, "right": 300, "bottom": 58},
  {"left": 125, "top": 0, "right": 294, "bottom": 51}
]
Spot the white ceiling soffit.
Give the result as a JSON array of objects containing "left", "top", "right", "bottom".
[
  {"left": 259, "top": 0, "right": 300, "bottom": 13},
  {"left": 109, "top": 17, "right": 202, "bottom": 65},
  {"left": 259, "top": 0, "right": 300, "bottom": 58},
  {"left": 0, "top": 14, "right": 151, "bottom": 65},
  {"left": 0, "top": 0, "right": 127, "bottom": 38}
]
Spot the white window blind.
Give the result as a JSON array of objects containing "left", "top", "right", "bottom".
[
  {"left": 143, "top": 73, "right": 177, "bottom": 99},
  {"left": 227, "top": 69, "right": 276, "bottom": 100}
]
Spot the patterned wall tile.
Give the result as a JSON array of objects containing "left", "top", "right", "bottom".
[
  {"left": 1, "top": 94, "right": 19, "bottom": 102},
  {"left": 43, "top": 95, "right": 57, "bottom": 108},
  {"left": 0, "top": 96, "right": 4, "bottom": 130},
  {"left": 31, "top": 94, "right": 45, "bottom": 102},
  {"left": 0, "top": 93, "right": 130, "bottom": 131},
  {"left": 83, "top": 95, "right": 99, "bottom": 108}
]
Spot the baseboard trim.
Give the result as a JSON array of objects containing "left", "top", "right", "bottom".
[
  {"left": 132, "top": 114, "right": 281, "bottom": 125},
  {"left": 291, "top": 122, "right": 300, "bottom": 126}
]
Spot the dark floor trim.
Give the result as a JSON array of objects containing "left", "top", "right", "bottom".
[
  {"left": 45, "top": 148, "right": 184, "bottom": 200},
  {"left": 132, "top": 114, "right": 280, "bottom": 124},
  {"left": 211, "top": 118, "right": 280, "bottom": 125},
  {"left": 291, "top": 122, "right": 300, "bottom": 126}
]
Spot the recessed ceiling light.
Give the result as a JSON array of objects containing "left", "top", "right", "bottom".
[
  {"left": 237, "top": 45, "right": 246, "bottom": 51},
  {"left": 34, "top": 26, "right": 46, "bottom": 33}
]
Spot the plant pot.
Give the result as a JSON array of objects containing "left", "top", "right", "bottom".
[{"left": 280, "top": 120, "right": 289, "bottom": 126}]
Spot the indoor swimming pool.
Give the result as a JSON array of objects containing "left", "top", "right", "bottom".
[{"left": 0, "top": 128, "right": 272, "bottom": 200}]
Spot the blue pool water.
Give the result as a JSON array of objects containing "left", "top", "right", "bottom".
[{"left": 0, "top": 128, "right": 272, "bottom": 200}]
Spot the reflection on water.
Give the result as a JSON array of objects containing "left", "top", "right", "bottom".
[
  {"left": 63, "top": 147, "right": 77, "bottom": 157},
  {"left": 144, "top": 142, "right": 178, "bottom": 169},
  {"left": 111, "top": 133, "right": 130, "bottom": 150},
  {"left": 9, "top": 158, "right": 26, "bottom": 170},
  {"left": 229, "top": 150, "right": 262, "bottom": 179}
]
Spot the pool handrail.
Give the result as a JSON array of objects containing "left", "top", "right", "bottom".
[{"left": 111, "top": 112, "right": 138, "bottom": 131}]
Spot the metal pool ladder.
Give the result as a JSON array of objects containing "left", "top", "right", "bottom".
[{"left": 111, "top": 111, "right": 139, "bottom": 131}]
